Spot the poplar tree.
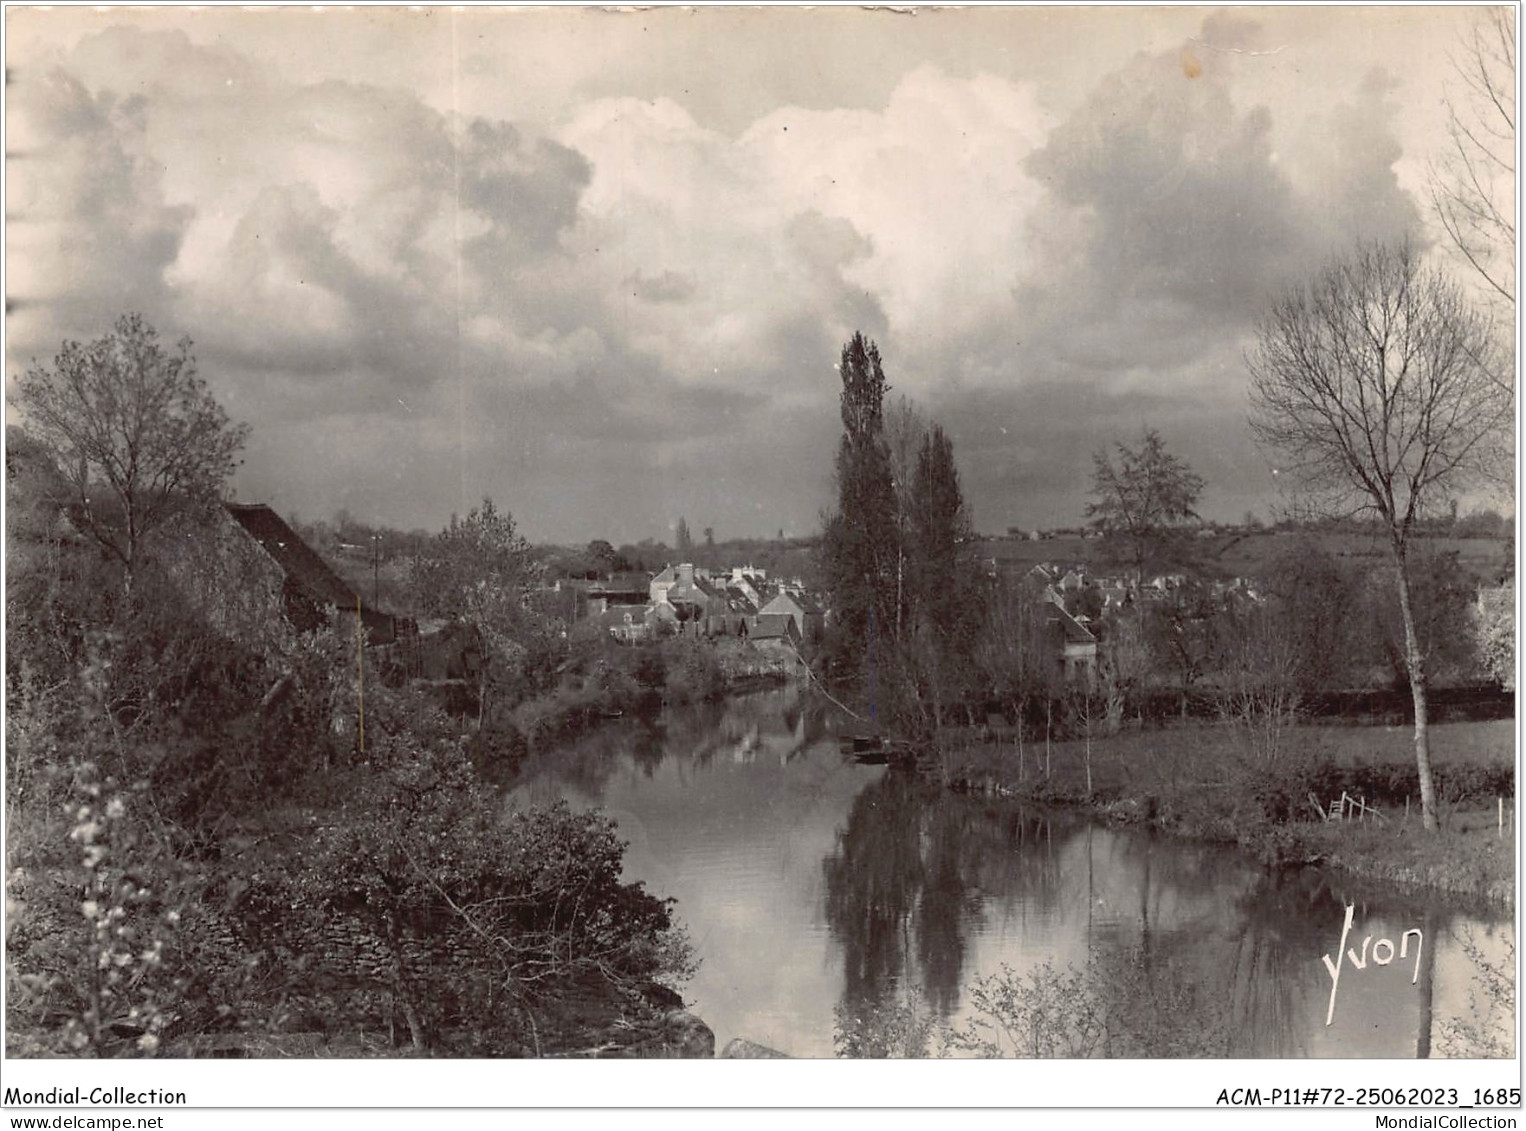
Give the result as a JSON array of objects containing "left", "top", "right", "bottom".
[
  {"left": 904, "top": 424, "right": 979, "bottom": 730},
  {"left": 821, "top": 333, "right": 900, "bottom": 678},
  {"left": 907, "top": 425, "right": 973, "bottom": 630}
]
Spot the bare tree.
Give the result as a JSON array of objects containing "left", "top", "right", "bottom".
[
  {"left": 9, "top": 314, "right": 249, "bottom": 588},
  {"left": 1246, "top": 240, "right": 1509, "bottom": 830},
  {"left": 1215, "top": 601, "right": 1302, "bottom": 765},
  {"left": 1430, "top": 8, "right": 1515, "bottom": 313}
]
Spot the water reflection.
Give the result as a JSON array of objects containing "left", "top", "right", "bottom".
[{"left": 503, "top": 687, "right": 1513, "bottom": 1058}]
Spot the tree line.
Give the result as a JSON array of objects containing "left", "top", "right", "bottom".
[{"left": 820, "top": 229, "right": 1509, "bottom": 831}]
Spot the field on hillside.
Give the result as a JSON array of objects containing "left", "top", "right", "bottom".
[{"left": 975, "top": 530, "right": 1510, "bottom": 583}]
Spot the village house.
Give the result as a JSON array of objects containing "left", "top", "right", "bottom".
[
  {"left": 584, "top": 572, "right": 651, "bottom": 617},
  {"left": 1041, "top": 595, "right": 1098, "bottom": 686},
  {"left": 216, "top": 503, "right": 405, "bottom": 644},
  {"left": 649, "top": 564, "right": 681, "bottom": 605},
  {"left": 749, "top": 613, "right": 804, "bottom": 668},
  {"left": 727, "top": 566, "right": 767, "bottom": 607},
  {"left": 716, "top": 585, "right": 759, "bottom": 636},
  {"left": 756, "top": 590, "right": 825, "bottom": 643},
  {"left": 592, "top": 604, "right": 659, "bottom": 645},
  {"left": 651, "top": 563, "right": 732, "bottom": 633}
]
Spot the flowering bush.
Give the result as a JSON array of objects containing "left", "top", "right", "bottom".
[{"left": 7, "top": 765, "right": 189, "bottom": 1057}]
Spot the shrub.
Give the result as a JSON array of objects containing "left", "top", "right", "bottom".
[
  {"left": 236, "top": 731, "right": 694, "bottom": 1054},
  {"left": 946, "top": 947, "right": 1233, "bottom": 1058},
  {"left": 7, "top": 765, "right": 197, "bottom": 1057}
]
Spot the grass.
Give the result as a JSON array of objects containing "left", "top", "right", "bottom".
[
  {"left": 940, "top": 717, "right": 1516, "bottom": 905},
  {"left": 1298, "top": 806, "right": 1515, "bottom": 906}
]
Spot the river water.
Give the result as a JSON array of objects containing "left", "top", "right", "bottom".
[{"left": 501, "top": 687, "right": 1513, "bottom": 1058}]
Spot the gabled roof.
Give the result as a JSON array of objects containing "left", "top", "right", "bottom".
[
  {"left": 1048, "top": 603, "right": 1096, "bottom": 645},
  {"left": 760, "top": 591, "right": 823, "bottom": 616},
  {"left": 225, "top": 503, "right": 360, "bottom": 610},
  {"left": 667, "top": 576, "right": 723, "bottom": 606},
  {"left": 225, "top": 503, "right": 397, "bottom": 641}
]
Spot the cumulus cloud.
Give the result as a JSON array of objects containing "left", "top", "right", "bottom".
[
  {"left": 8, "top": 27, "right": 632, "bottom": 529},
  {"left": 6, "top": 12, "right": 1443, "bottom": 541},
  {"left": 912, "top": 16, "right": 1429, "bottom": 531},
  {"left": 6, "top": 65, "right": 192, "bottom": 358}
]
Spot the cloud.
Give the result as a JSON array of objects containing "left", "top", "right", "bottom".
[
  {"left": 623, "top": 269, "right": 696, "bottom": 305},
  {"left": 901, "top": 17, "right": 1425, "bottom": 524},
  {"left": 7, "top": 27, "right": 628, "bottom": 530},
  {"left": 1015, "top": 19, "right": 1421, "bottom": 382},
  {"left": 6, "top": 13, "right": 1441, "bottom": 542},
  {"left": 6, "top": 65, "right": 192, "bottom": 361}
]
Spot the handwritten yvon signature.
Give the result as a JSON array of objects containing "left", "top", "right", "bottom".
[{"left": 1322, "top": 903, "right": 1424, "bottom": 1026}]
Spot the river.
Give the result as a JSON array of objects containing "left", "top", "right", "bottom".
[{"left": 500, "top": 686, "right": 1513, "bottom": 1058}]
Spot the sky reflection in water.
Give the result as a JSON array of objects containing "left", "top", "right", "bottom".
[{"left": 503, "top": 688, "right": 1513, "bottom": 1059}]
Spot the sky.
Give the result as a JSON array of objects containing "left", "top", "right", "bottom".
[{"left": 4, "top": 6, "right": 1511, "bottom": 545}]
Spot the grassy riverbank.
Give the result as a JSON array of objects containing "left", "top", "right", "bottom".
[{"left": 937, "top": 718, "right": 1515, "bottom": 906}]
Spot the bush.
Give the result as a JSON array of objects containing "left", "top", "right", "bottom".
[
  {"left": 248, "top": 729, "right": 694, "bottom": 1053},
  {"left": 6, "top": 763, "right": 211, "bottom": 1057},
  {"left": 946, "top": 948, "right": 1233, "bottom": 1058},
  {"left": 658, "top": 638, "right": 725, "bottom": 704}
]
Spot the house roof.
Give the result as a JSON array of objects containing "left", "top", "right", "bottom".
[
  {"left": 1039, "top": 600, "right": 1096, "bottom": 645},
  {"left": 588, "top": 574, "right": 648, "bottom": 597},
  {"left": 225, "top": 503, "right": 400, "bottom": 641},
  {"left": 759, "top": 592, "right": 799, "bottom": 616},
  {"left": 751, "top": 613, "right": 800, "bottom": 641},
  {"left": 225, "top": 503, "right": 360, "bottom": 610},
  {"left": 667, "top": 576, "right": 723, "bottom": 605},
  {"left": 722, "top": 588, "right": 759, "bottom": 615},
  {"left": 760, "top": 591, "right": 824, "bottom": 616},
  {"left": 592, "top": 604, "right": 655, "bottom": 629}
]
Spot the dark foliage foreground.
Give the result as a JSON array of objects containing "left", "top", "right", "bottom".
[{"left": 6, "top": 549, "right": 692, "bottom": 1058}]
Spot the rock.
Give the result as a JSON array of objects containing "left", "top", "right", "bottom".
[
  {"left": 720, "top": 1037, "right": 790, "bottom": 1058},
  {"left": 599, "top": 1009, "right": 716, "bottom": 1058},
  {"left": 660, "top": 1010, "right": 716, "bottom": 1058}
]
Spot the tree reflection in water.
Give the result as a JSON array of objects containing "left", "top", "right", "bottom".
[
  {"left": 494, "top": 688, "right": 1508, "bottom": 1059},
  {"left": 825, "top": 774, "right": 1348, "bottom": 1058},
  {"left": 823, "top": 773, "right": 930, "bottom": 1023}
]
